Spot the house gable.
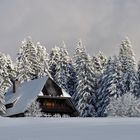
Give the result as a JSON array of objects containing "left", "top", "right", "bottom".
[{"left": 42, "top": 78, "right": 62, "bottom": 96}]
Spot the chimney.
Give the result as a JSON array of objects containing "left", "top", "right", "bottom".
[{"left": 12, "top": 79, "right": 19, "bottom": 93}]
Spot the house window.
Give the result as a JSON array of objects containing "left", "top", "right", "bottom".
[
  {"left": 5, "top": 103, "right": 13, "bottom": 109},
  {"left": 5, "top": 97, "right": 19, "bottom": 109},
  {"left": 43, "top": 101, "right": 55, "bottom": 108}
]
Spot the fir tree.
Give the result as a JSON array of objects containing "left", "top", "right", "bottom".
[
  {"left": 97, "top": 51, "right": 107, "bottom": 72},
  {"left": 96, "top": 56, "right": 122, "bottom": 117},
  {"left": 53, "top": 42, "right": 70, "bottom": 91},
  {"left": 73, "top": 41, "right": 96, "bottom": 117},
  {"left": 49, "top": 42, "right": 73, "bottom": 94},
  {"left": 0, "top": 53, "right": 15, "bottom": 114},
  {"left": 36, "top": 42, "right": 49, "bottom": 77},
  {"left": 137, "top": 60, "right": 140, "bottom": 81},
  {"left": 16, "top": 37, "right": 37, "bottom": 82},
  {"left": 66, "top": 61, "right": 77, "bottom": 97},
  {"left": 106, "top": 92, "right": 140, "bottom": 117},
  {"left": 49, "top": 46, "right": 61, "bottom": 78},
  {"left": 137, "top": 60, "right": 140, "bottom": 97},
  {"left": 119, "top": 37, "right": 139, "bottom": 96},
  {"left": 16, "top": 37, "right": 48, "bottom": 83},
  {"left": 0, "top": 74, "right": 6, "bottom": 115},
  {"left": 91, "top": 55, "right": 102, "bottom": 76},
  {"left": 25, "top": 101, "right": 43, "bottom": 117}
]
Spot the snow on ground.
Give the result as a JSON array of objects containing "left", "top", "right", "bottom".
[{"left": 1, "top": 117, "right": 140, "bottom": 140}]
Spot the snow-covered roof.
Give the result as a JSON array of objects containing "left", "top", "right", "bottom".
[
  {"left": 4, "top": 76, "right": 71, "bottom": 116},
  {"left": 4, "top": 76, "right": 48, "bottom": 117},
  {"left": 61, "top": 89, "right": 71, "bottom": 98}
]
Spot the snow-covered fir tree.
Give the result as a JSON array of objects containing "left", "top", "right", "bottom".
[
  {"left": 16, "top": 37, "right": 37, "bottom": 82},
  {"left": 91, "top": 55, "right": 102, "bottom": 76},
  {"left": 136, "top": 61, "right": 140, "bottom": 97},
  {"left": 25, "top": 101, "right": 43, "bottom": 117},
  {"left": 0, "top": 70, "right": 7, "bottom": 115},
  {"left": 49, "top": 42, "right": 75, "bottom": 96},
  {"left": 97, "top": 51, "right": 107, "bottom": 72},
  {"left": 49, "top": 46, "right": 61, "bottom": 78},
  {"left": 16, "top": 37, "right": 48, "bottom": 83},
  {"left": 96, "top": 56, "right": 123, "bottom": 117},
  {"left": 53, "top": 42, "right": 71, "bottom": 91},
  {"left": 36, "top": 42, "right": 49, "bottom": 77},
  {"left": 106, "top": 92, "right": 140, "bottom": 117},
  {"left": 73, "top": 41, "right": 96, "bottom": 117},
  {"left": 137, "top": 60, "right": 140, "bottom": 81},
  {"left": 0, "top": 53, "right": 15, "bottom": 114},
  {"left": 119, "top": 37, "right": 139, "bottom": 96},
  {"left": 66, "top": 61, "right": 77, "bottom": 97},
  {"left": 91, "top": 54, "right": 105, "bottom": 89}
]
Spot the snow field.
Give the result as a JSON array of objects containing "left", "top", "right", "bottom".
[{"left": 1, "top": 117, "right": 140, "bottom": 140}]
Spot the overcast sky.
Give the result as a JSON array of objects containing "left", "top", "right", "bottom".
[{"left": 0, "top": 0, "right": 140, "bottom": 60}]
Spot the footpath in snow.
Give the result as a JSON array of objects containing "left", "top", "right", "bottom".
[{"left": 1, "top": 117, "right": 140, "bottom": 140}]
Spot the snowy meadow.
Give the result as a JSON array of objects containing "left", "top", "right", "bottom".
[{"left": 1, "top": 117, "right": 140, "bottom": 140}]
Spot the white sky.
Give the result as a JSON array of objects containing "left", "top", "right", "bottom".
[{"left": 0, "top": 0, "right": 140, "bottom": 60}]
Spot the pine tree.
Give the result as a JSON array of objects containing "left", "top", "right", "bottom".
[
  {"left": 49, "top": 46, "right": 61, "bottom": 78},
  {"left": 53, "top": 42, "right": 70, "bottom": 91},
  {"left": 66, "top": 61, "right": 77, "bottom": 97},
  {"left": 96, "top": 56, "right": 122, "bottom": 117},
  {"left": 137, "top": 61, "right": 140, "bottom": 97},
  {"left": 25, "top": 101, "right": 43, "bottom": 117},
  {"left": 0, "top": 74, "right": 6, "bottom": 115},
  {"left": 119, "top": 37, "right": 139, "bottom": 96},
  {"left": 73, "top": 41, "right": 96, "bottom": 117},
  {"left": 137, "top": 60, "right": 140, "bottom": 81},
  {"left": 36, "top": 42, "right": 49, "bottom": 77},
  {"left": 97, "top": 51, "right": 107, "bottom": 72},
  {"left": 0, "top": 53, "right": 15, "bottom": 114},
  {"left": 106, "top": 92, "right": 140, "bottom": 117},
  {"left": 16, "top": 37, "right": 36, "bottom": 82},
  {"left": 49, "top": 42, "right": 73, "bottom": 94},
  {"left": 91, "top": 56, "right": 102, "bottom": 76},
  {"left": 16, "top": 37, "right": 48, "bottom": 83}
]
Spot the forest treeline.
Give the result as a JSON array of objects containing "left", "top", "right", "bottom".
[{"left": 0, "top": 37, "right": 140, "bottom": 117}]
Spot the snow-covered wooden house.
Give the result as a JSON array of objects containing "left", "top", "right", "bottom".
[{"left": 4, "top": 76, "right": 79, "bottom": 117}]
